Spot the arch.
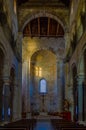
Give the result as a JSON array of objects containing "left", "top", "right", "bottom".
[
  {"left": 72, "top": 63, "right": 77, "bottom": 82},
  {"left": 82, "top": 49, "right": 86, "bottom": 121},
  {"left": 30, "top": 49, "right": 57, "bottom": 112},
  {"left": 0, "top": 43, "right": 10, "bottom": 121},
  {"left": 0, "top": 41, "right": 9, "bottom": 62},
  {"left": 10, "top": 66, "right": 16, "bottom": 80},
  {"left": 31, "top": 49, "right": 57, "bottom": 80},
  {"left": 0, "top": 44, "right": 7, "bottom": 56},
  {"left": 2, "top": 66, "right": 16, "bottom": 121},
  {"left": 21, "top": 12, "right": 66, "bottom": 32},
  {"left": 0, "top": 48, "right": 5, "bottom": 121},
  {"left": 23, "top": 17, "right": 64, "bottom": 37},
  {"left": 31, "top": 48, "right": 57, "bottom": 60}
]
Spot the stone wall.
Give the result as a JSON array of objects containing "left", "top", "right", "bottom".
[
  {"left": 65, "top": 0, "right": 86, "bottom": 121},
  {"left": 0, "top": 0, "right": 22, "bottom": 122}
]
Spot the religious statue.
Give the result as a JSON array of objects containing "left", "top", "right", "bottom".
[{"left": 64, "top": 99, "right": 70, "bottom": 111}]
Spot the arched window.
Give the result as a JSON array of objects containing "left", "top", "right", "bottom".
[{"left": 39, "top": 79, "right": 47, "bottom": 94}]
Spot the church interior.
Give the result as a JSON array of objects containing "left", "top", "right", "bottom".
[{"left": 0, "top": 0, "right": 86, "bottom": 129}]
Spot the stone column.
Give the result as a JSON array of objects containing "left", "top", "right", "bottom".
[
  {"left": 27, "top": 58, "right": 31, "bottom": 117},
  {"left": 57, "top": 60, "right": 63, "bottom": 112},
  {"left": 64, "top": 63, "right": 69, "bottom": 97},
  {"left": 12, "top": 78, "right": 18, "bottom": 121},
  {"left": 3, "top": 78, "right": 10, "bottom": 122},
  {"left": 17, "top": 62, "right": 22, "bottom": 119},
  {"left": 64, "top": 31, "right": 70, "bottom": 56},
  {"left": 0, "top": 80, "right": 3, "bottom": 121},
  {"left": 55, "top": 59, "right": 58, "bottom": 111},
  {"left": 22, "top": 62, "right": 28, "bottom": 116},
  {"left": 77, "top": 75, "right": 84, "bottom": 122},
  {"left": 83, "top": 80, "right": 86, "bottom": 121},
  {"left": 2, "top": 59, "right": 10, "bottom": 122},
  {"left": 16, "top": 32, "right": 23, "bottom": 56},
  {"left": 22, "top": 59, "right": 31, "bottom": 118}
]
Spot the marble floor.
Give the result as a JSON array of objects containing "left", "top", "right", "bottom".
[{"left": 33, "top": 119, "right": 54, "bottom": 130}]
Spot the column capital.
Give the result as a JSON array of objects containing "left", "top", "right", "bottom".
[
  {"left": 16, "top": 32, "right": 23, "bottom": 45},
  {"left": 77, "top": 74, "right": 84, "bottom": 80},
  {"left": 56, "top": 58, "right": 63, "bottom": 64},
  {"left": 18, "top": 31, "right": 23, "bottom": 37},
  {"left": 77, "top": 74, "right": 84, "bottom": 86},
  {"left": 3, "top": 76, "right": 10, "bottom": 85}
]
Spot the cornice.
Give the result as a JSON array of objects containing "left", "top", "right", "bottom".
[{"left": 17, "top": 1, "right": 69, "bottom": 9}]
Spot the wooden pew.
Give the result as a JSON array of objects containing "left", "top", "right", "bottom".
[
  {"left": 62, "top": 128, "right": 86, "bottom": 130},
  {"left": 1, "top": 119, "right": 36, "bottom": 130},
  {"left": 51, "top": 119, "right": 85, "bottom": 130},
  {"left": 0, "top": 128, "right": 26, "bottom": 130}
]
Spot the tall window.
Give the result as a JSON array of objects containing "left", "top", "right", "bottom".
[
  {"left": 35, "top": 67, "right": 42, "bottom": 77},
  {"left": 39, "top": 79, "right": 47, "bottom": 94}
]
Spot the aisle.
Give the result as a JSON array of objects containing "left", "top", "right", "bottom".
[{"left": 33, "top": 119, "right": 54, "bottom": 130}]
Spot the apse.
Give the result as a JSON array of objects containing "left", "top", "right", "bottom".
[{"left": 30, "top": 50, "right": 58, "bottom": 112}]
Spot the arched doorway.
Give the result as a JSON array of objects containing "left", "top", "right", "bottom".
[
  {"left": 0, "top": 48, "right": 4, "bottom": 121},
  {"left": 72, "top": 64, "right": 78, "bottom": 121},
  {"left": 22, "top": 14, "right": 65, "bottom": 116}
]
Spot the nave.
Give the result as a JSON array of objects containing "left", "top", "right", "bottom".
[
  {"left": 0, "top": 117, "right": 86, "bottom": 130},
  {"left": 0, "top": 0, "right": 86, "bottom": 128}
]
